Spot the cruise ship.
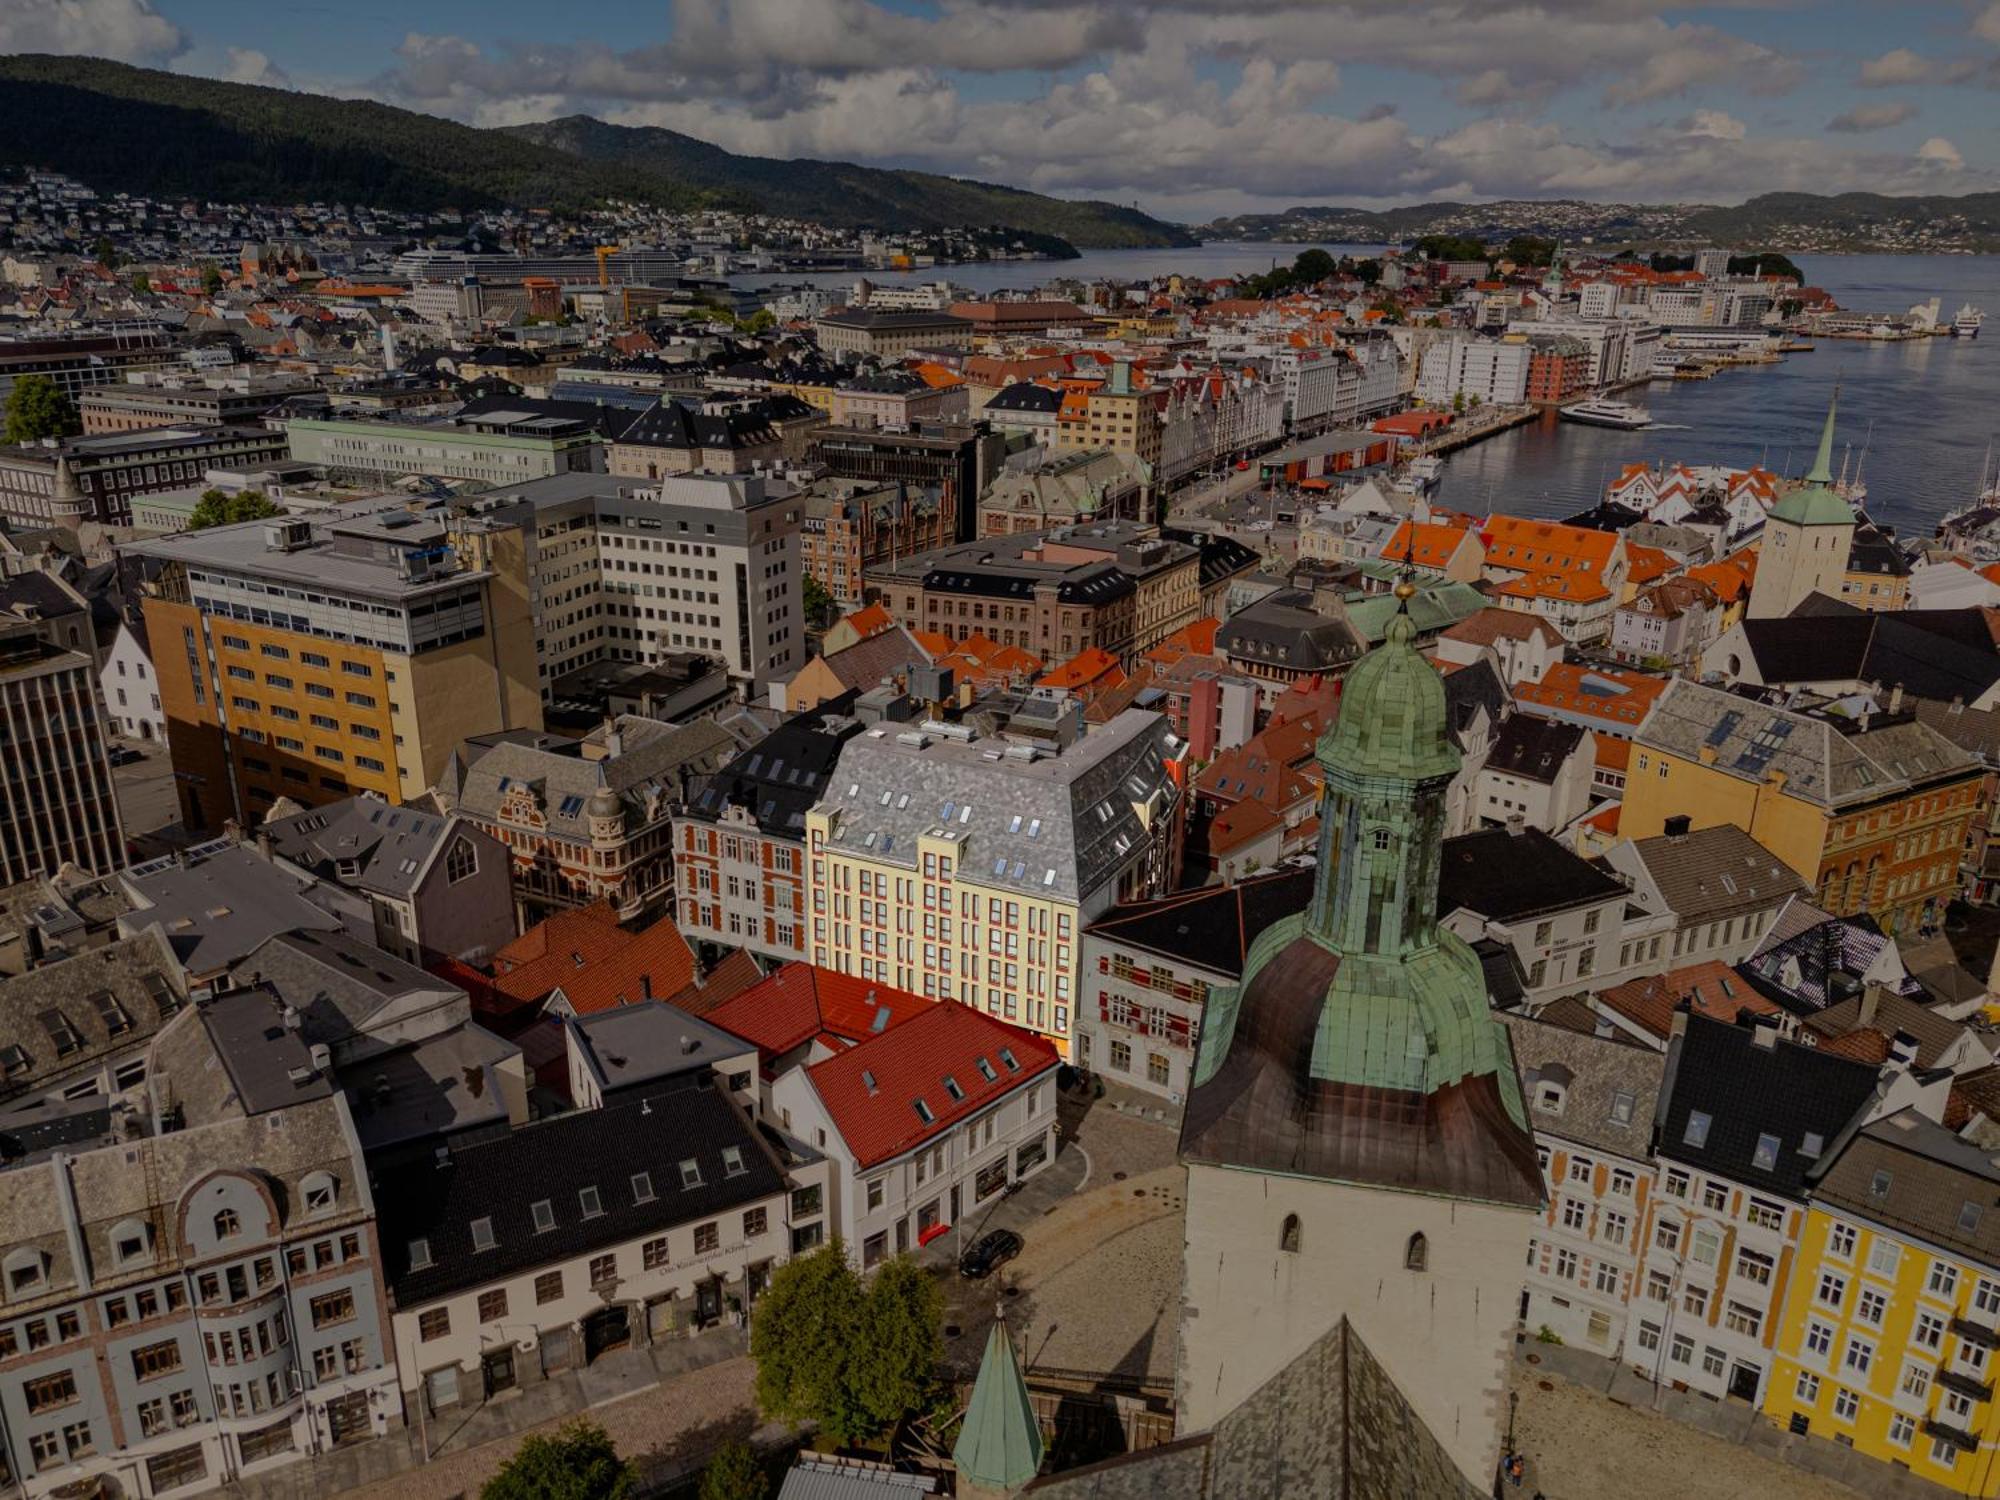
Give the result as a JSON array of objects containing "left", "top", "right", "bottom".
[
  {"left": 1955, "top": 304, "right": 1984, "bottom": 339},
  {"left": 1560, "top": 398, "right": 1653, "bottom": 430}
]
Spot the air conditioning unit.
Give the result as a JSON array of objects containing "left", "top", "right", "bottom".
[{"left": 263, "top": 517, "right": 311, "bottom": 552}]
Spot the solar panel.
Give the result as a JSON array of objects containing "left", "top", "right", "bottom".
[{"left": 1704, "top": 710, "right": 1742, "bottom": 748}]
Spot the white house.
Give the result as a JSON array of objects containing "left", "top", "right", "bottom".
[{"left": 100, "top": 620, "right": 165, "bottom": 741}]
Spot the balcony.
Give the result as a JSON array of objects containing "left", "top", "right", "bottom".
[
  {"left": 1924, "top": 1417, "right": 1980, "bottom": 1455},
  {"left": 1936, "top": 1366, "right": 1994, "bottom": 1403},
  {"left": 1951, "top": 1317, "right": 2000, "bottom": 1350}
]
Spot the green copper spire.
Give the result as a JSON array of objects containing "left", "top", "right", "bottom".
[
  {"left": 1769, "top": 393, "right": 1854, "bottom": 527},
  {"left": 954, "top": 1311, "right": 1043, "bottom": 1493}
]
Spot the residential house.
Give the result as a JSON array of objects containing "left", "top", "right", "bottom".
[
  {"left": 1472, "top": 716, "right": 1594, "bottom": 833},
  {"left": 1437, "top": 825, "right": 1629, "bottom": 1006},
  {"left": 1599, "top": 822, "right": 1813, "bottom": 973}
]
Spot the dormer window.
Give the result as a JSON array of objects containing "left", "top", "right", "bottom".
[
  {"left": 1682, "top": 1111, "right": 1712, "bottom": 1148},
  {"left": 722, "top": 1147, "right": 746, "bottom": 1178},
  {"left": 213, "top": 1209, "right": 241, "bottom": 1240},
  {"left": 112, "top": 1220, "right": 151, "bottom": 1266},
  {"left": 1534, "top": 1082, "right": 1566, "bottom": 1115},
  {"left": 914, "top": 1099, "right": 935, "bottom": 1124},
  {"left": 302, "top": 1172, "right": 338, "bottom": 1215},
  {"left": 679, "top": 1159, "right": 703, "bottom": 1189},
  {"left": 4, "top": 1249, "right": 46, "bottom": 1297}
]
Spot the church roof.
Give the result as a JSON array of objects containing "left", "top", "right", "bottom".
[
  {"left": 1318, "top": 603, "right": 1459, "bottom": 781},
  {"left": 954, "top": 1314, "right": 1044, "bottom": 1490},
  {"left": 1767, "top": 397, "right": 1855, "bottom": 527}
]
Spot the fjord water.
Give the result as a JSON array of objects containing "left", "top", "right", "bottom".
[{"left": 746, "top": 245, "right": 1999, "bottom": 533}]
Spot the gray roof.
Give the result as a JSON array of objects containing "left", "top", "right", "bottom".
[
  {"left": 1603, "top": 824, "right": 1811, "bottom": 927},
  {"left": 1636, "top": 680, "right": 1978, "bottom": 810},
  {"left": 1503, "top": 1013, "right": 1664, "bottom": 1161},
  {"left": 816, "top": 709, "right": 1179, "bottom": 904},
  {"left": 567, "top": 1001, "right": 758, "bottom": 1096},
  {"left": 1815, "top": 1110, "right": 2000, "bottom": 1272},
  {"left": 779, "top": 1460, "right": 937, "bottom": 1498},
  {"left": 198, "top": 986, "right": 336, "bottom": 1116},
  {"left": 0, "top": 926, "right": 185, "bottom": 1102},
  {"left": 120, "top": 840, "right": 348, "bottom": 976},
  {"left": 230, "top": 927, "right": 465, "bottom": 1048},
  {"left": 1218, "top": 590, "right": 1365, "bottom": 673},
  {"left": 262, "top": 793, "right": 456, "bottom": 898},
  {"left": 442, "top": 715, "right": 735, "bottom": 841},
  {"left": 336, "top": 1023, "right": 518, "bottom": 1153}
]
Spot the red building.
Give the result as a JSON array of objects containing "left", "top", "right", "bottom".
[{"left": 1526, "top": 334, "right": 1592, "bottom": 403}]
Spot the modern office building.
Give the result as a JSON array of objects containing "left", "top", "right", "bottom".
[
  {"left": 0, "top": 614, "right": 124, "bottom": 884},
  {"left": 125, "top": 504, "right": 542, "bottom": 830},
  {"left": 282, "top": 406, "right": 604, "bottom": 488}
]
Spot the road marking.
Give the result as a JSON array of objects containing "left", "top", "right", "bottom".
[{"left": 1070, "top": 1143, "right": 1093, "bottom": 1196}]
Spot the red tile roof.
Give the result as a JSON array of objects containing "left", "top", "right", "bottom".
[
  {"left": 670, "top": 947, "right": 766, "bottom": 1019},
  {"left": 1595, "top": 960, "right": 1778, "bottom": 1039},
  {"left": 702, "top": 961, "right": 931, "bottom": 1062},
  {"left": 490, "top": 902, "right": 632, "bottom": 1004},
  {"left": 806, "top": 1001, "right": 1058, "bottom": 1169},
  {"left": 545, "top": 914, "right": 697, "bottom": 1016}
]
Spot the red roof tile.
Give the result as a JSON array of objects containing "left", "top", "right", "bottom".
[
  {"left": 807, "top": 1001, "right": 1058, "bottom": 1169},
  {"left": 550, "top": 915, "right": 698, "bottom": 1016},
  {"left": 702, "top": 962, "right": 931, "bottom": 1061}
]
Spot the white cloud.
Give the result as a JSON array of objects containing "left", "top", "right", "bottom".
[
  {"left": 1975, "top": 4, "right": 2000, "bottom": 45},
  {"left": 1918, "top": 136, "right": 1965, "bottom": 171},
  {"left": 221, "top": 48, "right": 290, "bottom": 88},
  {"left": 0, "top": 0, "right": 185, "bottom": 65},
  {"left": 1681, "top": 110, "right": 1746, "bottom": 141},
  {"left": 1859, "top": 48, "right": 1932, "bottom": 86},
  {"left": 1827, "top": 101, "right": 1915, "bottom": 134}
]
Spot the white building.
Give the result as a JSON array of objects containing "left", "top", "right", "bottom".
[
  {"left": 99, "top": 620, "right": 165, "bottom": 741},
  {"left": 1416, "top": 336, "right": 1530, "bottom": 407}
]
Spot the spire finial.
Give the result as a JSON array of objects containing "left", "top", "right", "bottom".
[{"left": 1805, "top": 386, "right": 1839, "bottom": 487}]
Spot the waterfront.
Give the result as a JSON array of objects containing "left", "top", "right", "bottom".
[{"left": 744, "top": 245, "right": 1999, "bottom": 534}]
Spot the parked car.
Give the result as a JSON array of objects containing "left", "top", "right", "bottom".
[
  {"left": 959, "top": 1229, "right": 1023, "bottom": 1280},
  {"left": 107, "top": 745, "right": 144, "bottom": 766}
]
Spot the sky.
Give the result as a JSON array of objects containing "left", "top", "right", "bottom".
[{"left": 5, "top": 0, "right": 2000, "bottom": 220}]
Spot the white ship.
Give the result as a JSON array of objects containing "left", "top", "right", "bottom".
[
  {"left": 1399, "top": 455, "right": 1445, "bottom": 494},
  {"left": 1560, "top": 398, "right": 1653, "bottom": 430},
  {"left": 1955, "top": 304, "right": 1984, "bottom": 339}
]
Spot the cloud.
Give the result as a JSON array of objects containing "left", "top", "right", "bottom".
[
  {"left": 1680, "top": 110, "right": 1747, "bottom": 141},
  {"left": 1976, "top": 4, "right": 2000, "bottom": 45},
  {"left": 0, "top": 0, "right": 185, "bottom": 64},
  {"left": 221, "top": 48, "right": 290, "bottom": 88},
  {"left": 1858, "top": 46, "right": 1997, "bottom": 88},
  {"left": 1918, "top": 136, "right": 1965, "bottom": 171},
  {"left": 1827, "top": 101, "right": 1915, "bottom": 133}
]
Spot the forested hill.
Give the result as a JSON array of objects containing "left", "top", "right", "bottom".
[{"left": 0, "top": 55, "right": 1195, "bottom": 248}]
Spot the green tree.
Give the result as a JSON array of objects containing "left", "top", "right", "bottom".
[
  {"left": 801, "top": 574, "right": 835, "bottom": 628},
  {"left": 1290, "top": 248, "right": 1336, "bottom": 284},
  {"left": 187, "top": 488, "right": 282, "bottom": 530},
  {"left": 698, "top": 1439, "right": 769, "bottom": 1500},
  {"left": 130, "top": 272, "right": 152, "bottom": 294},
  {"left": 1413, "top": 233, "right": 1488, "bottom": 263},
  {"left": 93, "top": 235, "right": 119, "bottom": 269},
  {"left": 1502, "top": 235, "right": 1556, "bottom": 268},
  {"left": 851, "top": 1256, "right": 944, "bottom": 1434},
  {"left": 751, "top": 1240, "right": 865, "bottom": 1437},
  {"left": 1451, "top": 390, "right": 1466, "bottom": 415},
  {"left": 1728, "top": 251, "right": 1803, "bottom": 284},
  {"left": 742, "top": 308, "right": 777, "bottom": 333},
  {"left": 200, "top": 261, "right": 225, "bottom": 296},
  {"left": 1347, "top": 256, "right": 1383, "bottom": 286},
  {"left": 481, "top": 1421, "right": 635, "bottom": 1500},
  {"left": 4, "top": 374, "right": 79, "bottom": 443}
]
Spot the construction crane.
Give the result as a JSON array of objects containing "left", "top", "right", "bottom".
[{"left": 594, "top": 245, "right": 619, "bottom": 287}]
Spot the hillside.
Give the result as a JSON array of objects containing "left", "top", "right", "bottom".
[
  {"left": 0, "top": 55, "right": 1194, "bottom": 248},
  {"left": 506, "top": 116, "right": 1196, "bottom": 248},
  {"left": 1200, "top": 192, "right": 2000, "bottom": 252},
  {"left": 0, "top": 55, "right": 721, "bottom": 215}
]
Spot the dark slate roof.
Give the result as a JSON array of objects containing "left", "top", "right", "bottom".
[
  {"left": 840, "top": 372, "right": 930, "bottom": 395},
  {"left": 617, "top": 398, "right": 780, "bottom": 452},
  {"left": 374, "top": 1080, "right": 785, "bottom": 1303},
  {"left": 1813, "top": 1110, "right": 2000, "bottom": 1271},
  {"left": 1846, "top": 522, "right": 1911, "bottom": 579},
  {"left": 984, "top": 383, "right": 1063, "bottom": 414},
  {"left": 1738, "top": 910, "right": 1924, "bottom": 1015},
  {"left": 818, "top": 308, "right": 973, "bottom": 331},
  {"left": 455, "top": 392, "right": 630, "bottom": 438},
  {"left": 1484, "top": 713, "right": 1584, "bottom": 785},
  {"left": 1437, "top": 827, "right": 1625, "bottom": 923},
  {"left": 1024, "top": 1316, "right": 1483, "bottom": 1498},
  {"left": 685, "top": 693, "right": 867, "bottom": 837},
  {"left": 1084, "top": 870, "right": 1313, "bottom": 979},
  {"left": 1218, "top": 591, "right": 1365, "bottom": 673},
  {"left": 1653, "top": 1013, "right": 1882, "bottom": 1200},
  {"left": 1442, "top": 657, "right": 1508, "bottom": 750},
  {"left": 1561, "top": 500, "right": 1647, "bottom": 533},
  {"left": 1738, "top": 609, "right": 2000, "bottom": 705},
  {"left": 922, "top": 560, "right": 1135, "bottom": 607}
]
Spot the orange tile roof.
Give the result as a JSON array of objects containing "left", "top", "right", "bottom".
[
  {"left": 1596, "top": 960, "right": 1778, "bottom": 1039},
  {"left": 1386, "top": 520, "right": 1480, "bottom": 570},
  {"left": 1595, "top": 737, "right": 1631, "bottom": 773},
  {"left": 1514, "top": 663, "right": 1668, "bottom": 729},
  {"left": 1144, "top": 616, "right": 1220, "bottom": 665},
  {"left": 1625, "top": 544, "right": 1676, "bottom": 587},
  {"left": 1481, "top": 516, "right": 1619, "bottom": 576},
  {"left": 1037, "top": 646, "right": 1126, "bottom": 692},
  {"left": 1685, "top": 554, "right": 1757, "bottom": 602},
  {"left": 490, "top": 901, "right": 633, "bottom": 1004},
  {"left": 549, "top": 915, "right": 698, "bottom": 1016},
  {"left": 702, "top": 961, "right": 931, "bottom": 1063},
  {"left": 669, "top": 947, "right": 765, "bottom": 1018},
  {"left": 839, "top": 602, "right": 895, "bottom": 639},
  {"left": 1495, "top": 572, "right": 1612, "bottom": 604}
]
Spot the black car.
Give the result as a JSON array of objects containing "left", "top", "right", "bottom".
[
  {"left": 107, "top": 745, "right": 144, "bottom": 766},
  {"left": 958, "top": 1229, "right": 1023, "bottom": 1280}
]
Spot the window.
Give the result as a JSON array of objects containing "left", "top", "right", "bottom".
[
  {"left": 1795, "top": 1370, "right": 1819, "bottom": 1404},
  {"left": 214, "top": 1208, "right": 242, "bottom": 1239},
  {"left": 309, "top": 1291, "right": 355, "bottom": 1329},
  {"left": 1867, "top": 1240, "right": 1902, "bottom": 1279},
  {"left": 1828, "top": 1223, "right": 1856, "bottom": 1259},
  {"left": 1816, "top": 1271, "right": 1846, "bottom": 1309},
  {"left": 1682, "top": 1111, "right": 1711, "bottom": 1147},
  {"left": 643, "top": 1237, "right": 670, "bottom": 1270},
  {"left": 1929, "top": 1263, "right": 1960, "bottom": 1300},
  {"left": 531, "top": 1200, "right": 556, "bottom": 1233},
  {"left": 1405, "top": 1232, "right": 1428, "bottom": 1271},
  {"left": 1700, "top": 1180, "right": 1728, "bottom": 1212},
  {"left": 1752, "top": 1133, "right": 1780, "bottom": 1172},
  {"left": 1914, "top": 1311, "right": 1947, "bottom": 1351},
  {"left": 25, "top": 1371, "right": 77, "bottom": 1413},
  {"left": 1279, "top": 1214, "right": 1302, "bottom": 1254},
  {"left": 408, "top": 1238, "right": 433, "bottom": 1270},
  {"left": 1663, "top": 1168, "right": 1689, "bottom": 1199},
  {"left": 578, "top": 1187, "right": 604, "bottom": 1219},
  {"left": 418, "top": 1308, "right": 450, "bottom": 1342},
  {"left": 744, "top": 1207, "right": 768, "bottom": 1238},
  {"left": 478, "top": 1289, "right": 507, "bottom": 1323},
  {"left": 131, "top": 1340, "right": 181, "bottom": 1381},
  {"left": 695, "top": 1222, "right": 720, "bottom": 1255},
  {"left": 1804, "top": 1320, "right": 1834, "bottom": 1358},
  {"left": 679, "top": 1159, "right": 703, "bottom": 1189},
  {"left": 1888, "top": 1413, "right": 1916, "bottom": 1448},
  {"left": 534, "top": 1271, "right": 563, "bottom": 1305},
  {"left": 1841, "top": 1337, "right": 1873, "bottom": 1377},
  {"left": 589, "top": 1254, "right": 617, "bottom": 1286},
  {"left": 446, "top": 841, "right": 478, "bottom": 884},
  {"left": 1856, "top": 1288, "right": 1887, "bottom": 1327},
  {"left": 1830, "top": 1387, "right": 1858, "bottom": 1423},
  {"left": 470, "top": 1218, "right": 496, "bottom": 1253}
]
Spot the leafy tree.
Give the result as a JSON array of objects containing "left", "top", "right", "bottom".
[
  {"left": 4, "top": 374, "right": 78, "bottom": 443},
  {"left": 1368, "top": 299, "right": 1405, "bottom": 324},
  {"left": 200, "top": 261, "right": 225, "bottom": 296},
  {"left": 1348, "top": 256, "right": 1383, "bottom": 286},
  {"left": 1728, "top": 251, "right": 1803, "bottom": 284},
  {"left": 1778, "top": 298, "right": 1804, "bottom": 320},
  {"left": 751, "top": 1240, "right": 865, "bottom": 1437},
  {"left": 93, "top": 235, "right": 119, "bottom": 269},
  {"left": 1451, "top": 390, "right": 1466, "bottom": 415},
  {"left": 129, "top": 272, "right": 151, "bottom": 294},
  {"left": 1413, "top": 233, "right": 1488, "bottom": 263},
  {"left": 698, "top": 1439, "right": 769, "bottom": 1500},
  {"left": 482, "top": 1421, "right": 635, "bottom": 1500},
  {"left": 742, "top": 308, "right": 777, "bottom": 333},
  {"left": 1502, "top": 235, "right": 1556, "bottom": 268},
  {"left": 801, "top": 574, "right": 835, "bottom": 628},
  {"left": 851, "top": 1255, "right": 944, "bottom": 1434},
  {"left": 1290, "top": 248, "right": 1336, "bottom": 284},
  {"left": 187, "top": 488, "right": 282, "bottom": 530}
]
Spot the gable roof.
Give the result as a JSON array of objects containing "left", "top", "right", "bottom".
[
  {"left": 1438, "top": 827, "right": 1624, "bottom": 924},
  {"left": 1484, "top": 714, "right": 1585, "bottom": 785},
  {"left": 701, "top": 961, "right": 931, "bottom": 1060},
  {"left": 547, "top": 914, "right": 697, "bottom": 1017},
  {"left": 1733, "top": 610, "right": 2000, "bottom": 705},
  {"left": 1611, "top": 824, "right": 1811, "bottom": 925},
  {"left": 1594, "top": 960, "right": 1780, "bottom": 1041},
  {"left": 1654, "top": 1013, "right": 1882, "bottom": 1199},
  {"left": 1085, "top": 870, "right": 1315, "bottom": 979},
  {"left": 1813, "top": 1110, "right": 2000, "bottom": 1272},
  {"left": 806, "top": 1001, "right": 1058, "bottom": 1169},
  {"left": 261, "top": 794, "right": 458, "bottom": 899},
  {"left": 489, "top": 901, "right": 632, "bottom": 1004},
  {"left": 1504, "top": 1013, "right": 1665, "bottom": 1158}
]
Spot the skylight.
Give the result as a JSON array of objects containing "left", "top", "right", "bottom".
[
  {"left": 999, "top": 1048, "right": 1020, "bottom": 1073},
  {"left": 631, "top": 1172, "right": 655, "bottom": 1204},
  {"left": 531, "top": 1200, "right": 556, "bottom": 1233},
  {"left": 722, "top": 1146, "right": 746, "bottom": 1177},
  {"left": 470, "top": 1218, "right": 496, "bottom": 1253},
  {"left": 943, "top": 1075, "right": 964, "bottom": 1101},
  {"left": 578, "top": 1187, "right": 604, "bottom": 1219},
  {"left": 913, "top": 1098, "right": 935, "bottom": 1124},
  {"left": 1682, "top": 1110, "right": 1711, "bottom": 1148},
  {"left": 680, "top": 1158, "right": 703, "bottom": 1189},
  {"left": 408, "top": 1238, "right": 433, "bottom": 1270},
  {"left": 1751, "top": 1133, "right": 1780, "bottom": 1172}
]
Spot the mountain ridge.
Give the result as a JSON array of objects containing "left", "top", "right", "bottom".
[{"left": 0, "top": 55, "right": 1194, "bottom": 248}]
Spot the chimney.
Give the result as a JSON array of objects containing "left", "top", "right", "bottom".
[
  {"left": 1887, "top": 1031, "right": 1920, "bottom": 1068},
  {"left": 640, "top": 972, "right": 653, "bottom": 1001},
  {"left": 1858, "top": 980, "right": 1887, "bottom": 1031},
  {"left": 1664, "top": 814, "right": 1692, "bottom": 840},
  {"left": 1887, "top": 683, "right": 1904, "bottom": 715},
  {"left": 254, "top": 826, "right": 273, "bottom": 859},
  {"left": 1749, "top": 1017, "right": 1777, "bottom": 1048},
  {"left": 1505, "top": 812, "right": 1526, "bottom": 837}
]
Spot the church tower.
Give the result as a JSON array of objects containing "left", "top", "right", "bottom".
[
  {"left": 1746, "top": 396, "right": 1855, "bottom": 619},
  {"left": 1175, "top": 585, "right": 1544, "bottom": 1490}
]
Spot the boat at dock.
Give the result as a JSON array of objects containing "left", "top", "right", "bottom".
[
  {"left": 1560, "top": 398, "right": 1653, "bottom": 430},
  {"left": 1956, "top": 304, "right": 1985, "bottom": 339}
]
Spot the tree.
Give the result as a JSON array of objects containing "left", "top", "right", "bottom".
[
  {"left": 187, "top": 488, "right": 282, "bottom": 531},
  {"left": 130, "top": 272, "right": 152, "bottom": 295},
  {"left": 1290, "top": 248, "right": 1336, "bottom": 284},
  {"left": 1413, "top": 233, "right": 1488, "bottom": 263},
  {"left": 698, "top": 1439, "right": 769, "bottom": 1500},
  {"left": 481, "top": 1421, "right": 635, "bottom": 1500},
  {"left": 751, "top": 1240, "right": 865, "bottom": 1437},
  {"left": 1502, "top": 235, "right": 1556, "bottom": 268},
  {"left": 742, "top": 308, "right": 777, "bottom": 333},
  {"left": 4, "top": 374, "right": 78, "bottom": 443},
  {"left": 851, "top": 1255, "right": 944, "bottom": 1434},
  {"left": 801, "top": 574, "right": 836, "bottom": 628},
  {"left": 200, "top": 262, "right": 225, "bottom": 296},
  {"left": 93, "top": 235, "right": 119, "bottom": 269},
  {"left": 1451, "top": 390, "right": 1466, "bottom": 415}
]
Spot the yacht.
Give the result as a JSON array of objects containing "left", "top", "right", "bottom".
[
  {"left": 1560, "top": 398, "right": 1653, "bottom": 430},
  {"left": 1955, "top": 304, "right": 1984, "bottom": 339},
  {"left": 1400, "top": 455, "right": 1445, "bottom": 494}
]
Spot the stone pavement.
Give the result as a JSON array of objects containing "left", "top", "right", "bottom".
[
  {"left": 1512, "top": 1340, "right": 1928, "bottom": 1499},
  {"left": 224, "top": 1332, "right": 759, "bottom": 1500}
]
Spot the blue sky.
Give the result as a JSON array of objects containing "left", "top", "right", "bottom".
[{"left": 6, "top": 0, "right": 2000, "bottom": 219}]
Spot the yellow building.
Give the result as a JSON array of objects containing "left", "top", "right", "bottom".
[
  {"left": 129, "top": 505, "right": 540, "bottom": 831},
  {"left": 1056, "top": 363, "right": 1163, "bottom": 474},
  {"left": 1764, "top": 1108, "right": 2000, "bottom": 1490},
  {"left": 1626, "top": 679, "right": 1983, "bottom": 935},
  {"left": 803, "top": 706, "right": 1183, "bottom": 1055}
]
